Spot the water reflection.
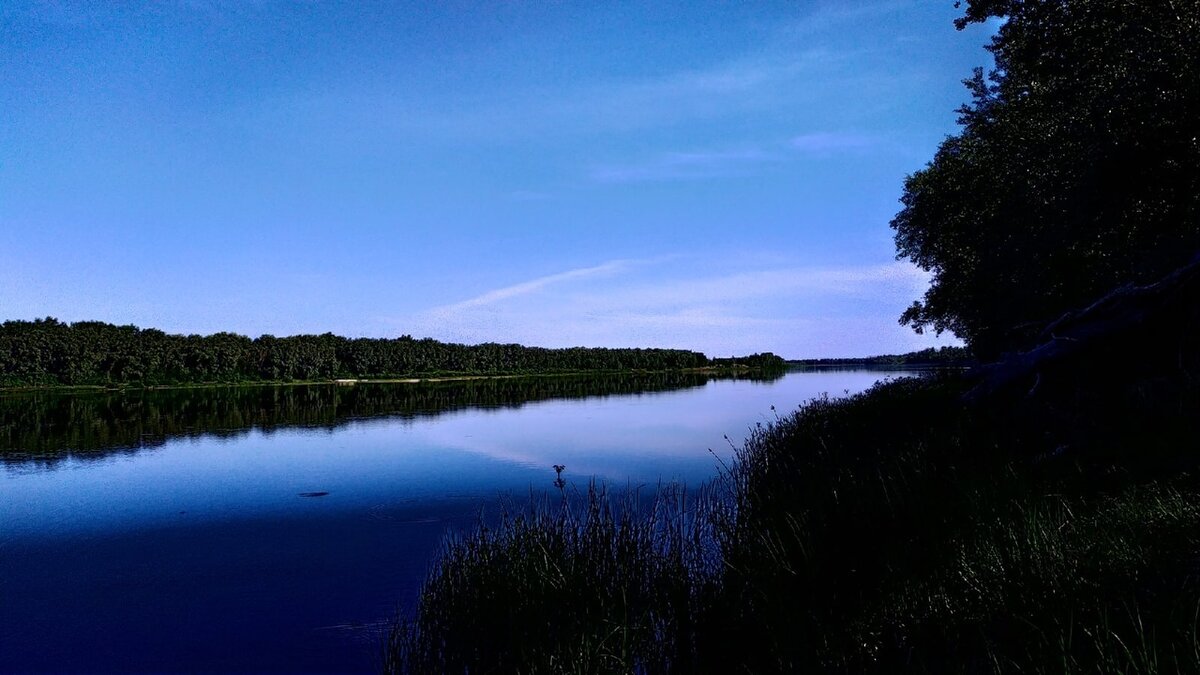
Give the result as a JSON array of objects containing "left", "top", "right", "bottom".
[{"left": 0, "top": 371, "right": 781, "bottom": 465}]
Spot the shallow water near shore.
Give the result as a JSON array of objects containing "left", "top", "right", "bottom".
[{"left": 1, "top": 370, "right": 900, "bottom": 673}]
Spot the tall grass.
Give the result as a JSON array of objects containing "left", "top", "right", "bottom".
[
  {"left": 386, "top": 374, "right": 1200, "bottom": 673},
  {"left": 385, "top": 482, "right": 724, "bottom": 674}
]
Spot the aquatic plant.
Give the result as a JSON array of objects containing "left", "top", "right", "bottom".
[{"left": 385, "top": 481, "right": 723, "bottom": 674}]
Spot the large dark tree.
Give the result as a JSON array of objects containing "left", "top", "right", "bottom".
[{"left": 893, "top": 0, "right": 1200, "bottom": 357}]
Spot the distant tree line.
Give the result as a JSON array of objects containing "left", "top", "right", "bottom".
[
  {"left": 0, "top": 318, "right": 781, "bottom": 388},
  {"left": 708, "top": 352, "right": 787, "bottom": 370},
  {"left": 791, "top": 346, "right": 973, "bottom": 368}
]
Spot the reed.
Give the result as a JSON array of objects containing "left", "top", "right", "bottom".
[{"left": 385, "top": 482, "right": 724, "bottom": 674}]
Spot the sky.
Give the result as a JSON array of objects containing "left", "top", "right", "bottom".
[{"left": 0, "top": 1, "right": 995, "bottom": 358}]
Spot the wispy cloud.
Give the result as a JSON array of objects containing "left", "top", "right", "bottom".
[
  {"left": 576, "top": 55, "right": 822, "bottom": 127},
  {"left": 432, "top": 259, "right": 635, "bottom": 314},
  {"left": 239, "top": 45, "right": 846, "bottom": 147},
  {"left": 404, "top": 256, "right": 957, "bottom": 357},
  {"left": 575, "top": 264, "right": 928, "bottom": 311},
  {"left": 779, "top": 1, "right": 917, "bottom": 39},
  {"left": 790, "top": 131, "right": 877, "bottom": 154},
  {"left": 590, "top": 130, "right": 885, "bottom": 184},
  {"left": 591, "top": 148, "right": 775, "bottom": 183}
]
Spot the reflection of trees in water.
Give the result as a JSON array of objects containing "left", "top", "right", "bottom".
[{"left": 0, "top": 371, "right": 783, "bottom": 465}]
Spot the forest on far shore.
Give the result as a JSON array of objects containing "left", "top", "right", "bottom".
[
  {"left": 0, "top": 318, "right": 783, "bottom": 388},
  {"left": 791, "top": 346, "right": 972, "bottom": 368}
]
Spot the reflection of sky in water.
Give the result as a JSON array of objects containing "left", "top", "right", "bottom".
[
  {"left": 413, "top": 370, "right": 890, "bottom": 479},
  {"left": 2, "top": 371, "right": 895, "bottom": 541}
]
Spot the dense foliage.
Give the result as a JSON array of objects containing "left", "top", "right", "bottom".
[
  {"left": 707, "top": 352, "right": 787, "bottom": 370},
  {"left": 893, "top": 0, "right": 1200, "bottom": 357},
  {"left": 710, "top": 363, "right": 1200, "bottom": 673},
  {"left": 0, "top": 318, "right": 783, "bottom": 388}
]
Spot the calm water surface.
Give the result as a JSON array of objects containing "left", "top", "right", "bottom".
[{"left": 1, "top": 370, "right": 899, "bottom": 673}]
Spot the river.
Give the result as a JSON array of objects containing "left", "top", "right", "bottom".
[{"left": 0, "top": 369, "right": 903, "bottom": 673}]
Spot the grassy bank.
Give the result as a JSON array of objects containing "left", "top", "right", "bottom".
[{"left": 386, "top": 366, "right": 1200, "bottom": 673}]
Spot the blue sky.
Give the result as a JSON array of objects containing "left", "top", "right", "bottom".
[{"left": 1, "top": 1, "right": 993, "bottom": 358}]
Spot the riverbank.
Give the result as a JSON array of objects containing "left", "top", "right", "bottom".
[
  {"left": 0, "top": 365, "right": 779, "bottom": 395},
  {"left": 387, "top": 355, "right": 1200, "bottom": 672}
]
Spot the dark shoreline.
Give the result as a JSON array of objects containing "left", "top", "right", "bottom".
[
  {"left": 789, "top": 362, "right": 970, "bottom": 370},
  {"left": 0, "top": 365, "right": 780, "bottom": 395}
]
